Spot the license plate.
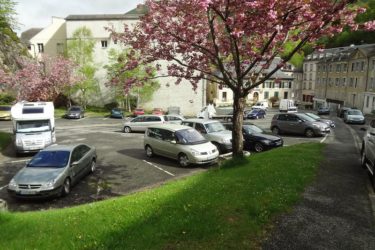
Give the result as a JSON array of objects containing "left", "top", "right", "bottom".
[{"left": 19, "top": 190, "right": 37, "bottom": 195}]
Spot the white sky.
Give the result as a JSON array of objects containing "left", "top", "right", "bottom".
[{"left": 15, "top": 0, "right": 145, "bottom": 35}]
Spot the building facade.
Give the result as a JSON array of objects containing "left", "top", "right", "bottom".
[
  {"left": 313, "top": 44, "right": 375, "bottom": 114},
  {"left": 22, "top": 7, "right": 207, "bottom": 116}
]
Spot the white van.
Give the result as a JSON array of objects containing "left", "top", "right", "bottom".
[
  {"left": 11, "top": 102, "right": 56, "bottom": 154},
  {"left": 252, "top": 101, "right": 269, "bottom": 110},
  {"left": 279, "top": 99, "right": 297, "bottom": 113}
]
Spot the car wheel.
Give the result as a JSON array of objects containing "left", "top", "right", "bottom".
[
  {"left": 305, "top": 128, "right": 315, "bottom": 138},
  {"left": 123, "top": 126, "right": 131, "bottom": 133},
  {"left": 178, "top": 153, "right": 190, "bottom": 167},
  {"left": 90, "top": 160, "right": 96, "bottom": 173},
  {"left": 145, "top": 145, "right": 154, "bottom": 158},
  {"left": 271, "top": 127, "right": 280, "bottom": 135},
  {"left": 254, "top": 142, "right": 264, "bottom": 152},
  {"left": 61, "top": 178, "right": 71, "bottom": 197}
]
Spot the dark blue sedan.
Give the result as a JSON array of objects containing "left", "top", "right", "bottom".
[
  {"left": 245, "top": 109, "right": 266, "bottom": 119},
  {"left": 110, "top": 108, "right": 124, "bottom": 118}
]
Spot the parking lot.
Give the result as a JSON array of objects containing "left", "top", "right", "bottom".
[{"left": 0, "top": 109, "right": 344, "bottom": 212}]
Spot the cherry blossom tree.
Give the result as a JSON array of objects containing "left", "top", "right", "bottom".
[
  {"left": 112, "top": 0, "right": 375, "bottom": 157},
  {"left": 1, "top": 55, "right": 79, "bottom": 102}
]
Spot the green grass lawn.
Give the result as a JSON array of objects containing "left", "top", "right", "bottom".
[
  {"left": 0, "top": 143, "right": 324, "bottom": 249},
  {"left": 0, "top": 131, "right": 11, "bottom": 151}
]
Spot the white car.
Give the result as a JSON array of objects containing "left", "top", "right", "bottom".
[
  {"left": 123, "top": 115, "right": 184, "bottom": 133},
  {"left": 344, "top": 109, "right": 365, "bottom": 124},
  {"left": 144, "top": 124, "right": 219, "bottom": 167}
]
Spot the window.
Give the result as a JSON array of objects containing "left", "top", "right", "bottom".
[
  {"left": 195, "top": 123, "right": 207, "bottom": 134},
  {"left": 101, "top": 40, "right": 108, "bottom": 48},
  {"left": 349, "top": 78, "right": 354, "bottom": 87},
  {"left": 361, "top": 61, "right": 365, "bottom": 71},
  {"left": 343, "top": 63, "right": 347, "bottom": 71},
  {"left": 367, "top": 96, "right": 370, "bottom": 108},
  {"left": 355, "top": 78, "right": 358, "bottom": 88},
  {"left": 335, "top": 78, "right": 340, "bottom": 86},
  {"left": 342, "top": 78, "right": 346, "bottom": 87},
  {"left": 264, "top": 91, "right": 269, "bottom": 99},
  {"left": 146, "top": 116, "right": 162, "bottom": 122},
  {"left": 37, "top": 43, "right": 44, "bottom": 53},
  {"left": 222, "top": 92, "right": 227, "bottom": 102},
  {"left": 274, "top": 92, "right": 279, "bottom": 98},
  {"left": 351, "top": 63, "right": 355, "bottom": 71},
  {"left": 56, "top": 43, "right": 64, "bottom": 54},
  {"left": 284, "top": 92, "right": 288, "bottom": 99}
]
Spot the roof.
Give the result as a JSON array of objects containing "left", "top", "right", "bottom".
[
  {"left": 182, "top": 118, "right": 220, "bottom": 124},
  {"left": 65, "top": 5, "right": 147, "bottom": 21},
  {"left": 148, "top": 124, "right": 191, "bottom": 131},
  {"left": 43, "top": 144, "right": 82, "bottom": 152},
  {"left": 20, "top": 28, "right": 43, "bottom": 44}
]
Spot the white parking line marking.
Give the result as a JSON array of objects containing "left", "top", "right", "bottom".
[
  {"left": 0, "top": 185, "right": 8, "bottom": 191},
  {"left": 320, "top": 134, "right": 328, "bottom": 143},
  {"left": 143, "top": 160, "right": 175, "bottom": 176}
]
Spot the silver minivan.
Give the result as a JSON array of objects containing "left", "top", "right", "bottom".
[
  {"left": 123, "top": 114, "right": 184, "bottom": 133},
  {"left": 144, "top": 124, "right": 219, "bottom": 167}
]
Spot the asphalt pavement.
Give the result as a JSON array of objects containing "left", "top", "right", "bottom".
[{"left": 262, "top": 117, "right": 375, "bottom": 249}]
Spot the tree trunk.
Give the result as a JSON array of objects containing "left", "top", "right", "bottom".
[{"left": 232, "top": 93, "right": 245, "bottom": 157}]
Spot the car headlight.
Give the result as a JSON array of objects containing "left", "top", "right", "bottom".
[
  {"left": 221, "top": 138, "right": 231, "bottom": 144},
  {"left": 261, "top": 139, "right": 272, "bottom": 145},
  {"left": 313, "top": 123, "right": 323, "bottom": 129},
  {"left": 8, "top": 178, "right": 17, "bottom": 190},
  {"left": 190, "top": 149, "right": 200, "bottom": 156},
  {"left": 43, "top": 179, "right": 56, "bottom": 189},
  {"left": 16, "top": 138, "right": 22, "bottom": 146}
]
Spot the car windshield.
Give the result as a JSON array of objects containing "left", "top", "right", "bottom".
[
  {"left": 27, "top": 150, "right": 70, "bottom": 168},
  {"left": 297, "top": 113, "right": 316, "bottom": 122},
  {"left": 204, "top": 122, "right": 226, "bottom": 133},
  {"left": 305, "top": 113, "right": 320, "bottom": 120},
  {"left": 175, "top": 129, "right": 207, "bottom": 145},
  {"left": 348, "top": 110, "right": 362, "bottom": 115},
  {"left": 250, "top": 109, "right": 260, "bottom": 114},
  {"left": 16, "top": 120, "right": 50, "bottom": 133},
  {"left": 243, "top": 125, "right": 264, "bottom": 134},
  {"left": 69, "top": 107, "right": 81, "bottom": 111}
]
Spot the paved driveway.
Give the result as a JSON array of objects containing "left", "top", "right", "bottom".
[{"left": 0, "top": 112, "right": 334, "bottom": 212}]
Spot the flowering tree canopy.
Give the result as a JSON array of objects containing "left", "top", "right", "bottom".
[
  {"left": 113, "top": 0, "right": 375, "bottom": 156},
  {"left": 1, "top": 55, "right": 79, "bottom": 102}
]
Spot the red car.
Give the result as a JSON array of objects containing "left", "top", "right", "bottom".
[
  {"left": 133, "top": 108, "right": 145, "bottom": 116},
  {"left": 152, "top": 108, "right": 164, "bottom": 115}
]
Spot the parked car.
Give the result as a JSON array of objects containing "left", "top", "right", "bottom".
[
  {"left": 337, "top": 106, "right": 351, "bottom": 118},
  {"left": 251, "top": 101, "right": 268, "bottom": 110},
  {"left": 344, "top": 109, "right": 365, "bottom": 124},
  {"left": 361, "top": 120, "right": 375, "bottom": 189},
  {"left": 110, "top": 108, "right": 124, "bottom": 119},
  {"left": 123, "top": 114, "right": 184, "bottom": 133},
  {"left": 7, "top": 144, "right": 97, "bottom": 198},
  {"left": 304, "top": 112, "right": 335, "bottom": 128},
  {"left": 245, "top": 109, "right": 266, "bottom": 119},
  {"left": 317, "top": 107, "right": 330, "bottom": 115},
  {"left": 152, "top": 108, "right": 164, "bottom": 115},
  {"left": 133, "top": 108, "right": 145, "bottom": 117},
  {"left": 181, "top": 119, "right": 232, "bottom": 154},
  {"left": 144, "top": 124, "right": 219, "bottom": 167},
  {"left": 0, "top": 105, "right": 11, "bottom": 120},
  {"left": 270, "top": 113, "right": 330, "bottom": 137},
  {"left": 225, "top": 123, "right": 283, "bottom": 152},
  {"left": 65, "top": 106, "right": 85, "bottom": 119}
]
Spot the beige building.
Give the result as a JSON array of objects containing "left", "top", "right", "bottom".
[
  {"left": 313, "top": 44, "right": 375, "bottom": 114},
  {"left": 20, "top": 6, "right": 207, "bottom": 116}
]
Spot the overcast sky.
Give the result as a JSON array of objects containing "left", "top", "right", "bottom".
[{"left": 15, "top": 0, "right": 144, "bottom": 34}]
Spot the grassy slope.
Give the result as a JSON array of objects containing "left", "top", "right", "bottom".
[{"left": 0, "top": 143, "right": 324, "bottom": 249}]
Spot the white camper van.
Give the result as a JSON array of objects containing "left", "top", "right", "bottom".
[
  {"left": 279, "top": 99, "right": 297, "bottom": 113},
  {"left": 11, "top": 102, "right": 56, "bottom": 154}
]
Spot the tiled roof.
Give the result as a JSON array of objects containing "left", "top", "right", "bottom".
[{"left": 20, "top": 28, "right": 43, "bottom": 44}]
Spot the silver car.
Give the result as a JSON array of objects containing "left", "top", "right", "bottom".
[
  {"left": 144, "top": 124, "right": 219, "bottom": 167},
  {"left": 7, "top": 144, "right": 97, "bottom": 198},
  {"left": 304, "top": 112, "right": 335, "bottom": 128},
  {"left": 271, "top": 113, "right": 330, "bottom": 137},
  {"left": 123, "top": 115, "right": 184, "bottom": 133},
  {"left": 344, "top": 109, "right": 365, "bottom": 124},
  {"left": 181, "top": 119, "right": 232, "bottom": 154}
]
